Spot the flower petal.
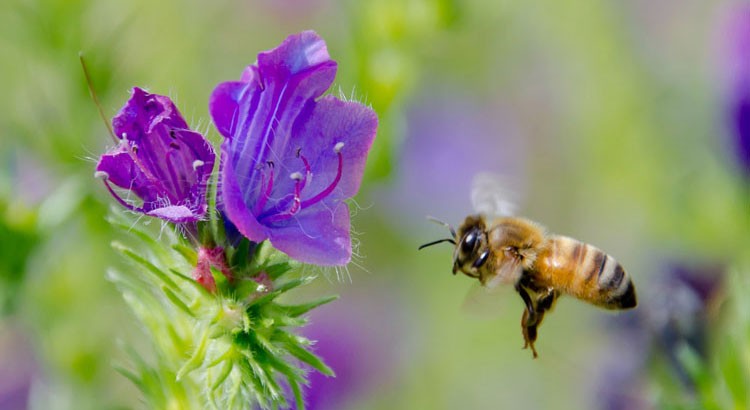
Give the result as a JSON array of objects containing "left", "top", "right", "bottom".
[
  {"left": 97, "top": 87, "right": 215, "bottom": 222},
  {"left": 218, "top": 144, "right": 269, "bottom": 243},
  {"left": 96, "top": 144, "right": 160, "bottom": 204},
  {"left": 222, "top": 33, "right": 338, "bottom": 200},
  {"left": 112, "top": 87, "right": 189, "bottom": 139},
  {"left": 147, "top": 205, "right": 200, "bottom": 223},
  {"left": 209, "top": 80, "right": 258, "bottom": 139},
  {"left": 267, "top": 203, "right": 352, "bottom": 266},
  {"left": 257, "top": 30, "right": 333, "bottom": 81},
  {"left": 293, "top": 96, "right": 378, "bottom": 201}
]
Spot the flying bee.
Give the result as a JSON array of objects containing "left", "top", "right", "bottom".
[{"left": 420, "top": 174, "right": 637, "bottom": 358}]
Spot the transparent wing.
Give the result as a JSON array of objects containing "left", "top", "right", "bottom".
[
  {"left": 470, "top": 172, "right": 520, "bottom": 218},
  {"left": 461, "top": 257, "right": 523, "bottom": 317},
  {"left": 461, "top": 280, "right": 517, "bottom": 319}
]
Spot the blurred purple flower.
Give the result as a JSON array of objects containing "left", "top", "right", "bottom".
[
  {"left": 379, "top": 89, "right": 525, "bottom": 226},
  {"left": 209, "top": 31, "right": 377, "bottom": 266},
  {"left": 720, "top": 4, "right": 750, "bottom": 177},
  {"left": 95, "top": 87, "right": 216, "bottom": 223},
  {"left": 0, "top": 325, "right": 37, "bottom": 409},
  {"left": 595, "top": 261, "right": 723, "bottom": 409},
  {"left": 291, "top": 285, "right": 401, "bottom": 410}
]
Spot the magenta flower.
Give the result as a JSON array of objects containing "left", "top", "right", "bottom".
[
  {"left": 95, "top": 87, "right": 216, "bottom": 223},
  {"left": 720, "top": 4, "right": 750, "bottom": 177},
  {"left": 210, "top": 31, "right": 377, "bottom": 265}
]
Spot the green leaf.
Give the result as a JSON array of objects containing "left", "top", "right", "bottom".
[
  {"left": 274, "top": 331, "right": 335, "bottom": 376},
  {"left": 279, "top": 295, "right": 339, "bottom": 318},
  {"left": 176, "top": 330, "right": 209, "bottom": 381},
  {"left": 112, "top": 241, "right": 180, "bottom": 291},
  {"left": 246, "top": 277, "right": 314, "bottom": 308},
  {"left": 161, "top": 285, "right": 195, "bottom": 318},
  {"left": 172, "top": 243, "right": 197, "bottom": 265}
]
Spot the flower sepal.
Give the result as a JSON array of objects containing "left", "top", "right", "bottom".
[{"left": 106, "top": 209, "right": 336, "bottom": 409}]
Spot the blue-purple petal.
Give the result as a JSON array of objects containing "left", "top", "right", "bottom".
[
  {"left": 292, "top": 96, "right": 378, "bottom": 200},
  {"left": 209, "top": 81, "right": 257, "bottom": 139},
  {"left": 257, "top": 30, "right": 333, "bottom": 81},
  {"left": 267, "top": 204, "right": 351, "bottom": 266},
  {"left": 211, "top": 31, "right": 377, "bottom": 265},
  {"left": 219, "top": 145, "right": 268, "bottom": 243}
]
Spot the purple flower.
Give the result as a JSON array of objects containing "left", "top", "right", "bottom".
[
  {"left": 209, "top": 31, "right": 377, "bottom": 265},
  {"left": 720, "top": 4, "right": 750, "bottom": 177},
  {"left": 95, "top": 87, "right": 216, "bottom": 223}
]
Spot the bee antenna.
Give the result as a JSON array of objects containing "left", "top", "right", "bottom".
[
  {"left": 425, "top": 215, "right": 457, "bottom": 239},
  {"left": 418, "top": 238, "right": 457, "bottom": 250}
]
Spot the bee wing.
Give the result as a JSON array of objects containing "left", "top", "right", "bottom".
[
  {"left": 461, "top": 281, "right": 514, "bottom": 318},
  {"left": 483, "top": 257, "right": 523, "bottom": 290},
  {"left": 461, "top": 258, "right": 523, "bottom": 317},
  {"left": 470, "top": 172, "right": 521, "bottom": 218}
]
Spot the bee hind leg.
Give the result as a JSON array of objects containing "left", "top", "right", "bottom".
[
  {"left": 521, "top": 309, "right": 539, "bottom": 358},
  {"left": 516, "top": 284, "right": 540, "bottom": 358}
]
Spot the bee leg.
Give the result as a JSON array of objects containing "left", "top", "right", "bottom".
[
  {"left": 536, "top": 288, "right": 558, "bottom": 312},
  {"left": 516, "top": 284, "right": 540, "bottom": 358},
  {"left": 521, "top": 309, "right": 539, "bottom": 358},
  {"left": 515, "top": 283, "right": 537, "bottom": 321}
]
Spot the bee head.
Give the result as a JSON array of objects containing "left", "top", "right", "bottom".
[{"left": 452, "top": 215, "right": 490, "bottom": 279}]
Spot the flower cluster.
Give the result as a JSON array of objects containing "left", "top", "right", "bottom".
[
  {"left": 720, "top": 4, "right": 750, "bottom": 178},
  {"left": 94, "top": 31, "right": 377, "bottom": 409}
]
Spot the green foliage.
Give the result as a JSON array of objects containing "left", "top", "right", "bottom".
[
  {"left": 107, "top": 212, "right": 335, "bottom": 409},
  {"left": 670, "top": 266, "right": 750, "bottom": 410},
  {"left": 0, "top": 199, "right": 38, "bottom": 315}
]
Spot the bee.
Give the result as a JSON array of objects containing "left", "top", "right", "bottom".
[{"left": 420, "top": 175, "right": 637, "bottom": 358}]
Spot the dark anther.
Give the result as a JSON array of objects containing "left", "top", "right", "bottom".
[
  {"left": 169, "top": 130, "right": 177, "bottom": 139},
  {"left": 169, "top": 142, "right": 180, "bottom": 149}
]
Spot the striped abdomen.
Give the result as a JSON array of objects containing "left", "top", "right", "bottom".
[{"left": 532, "top": 235, "right": 636, "bottom": 309}]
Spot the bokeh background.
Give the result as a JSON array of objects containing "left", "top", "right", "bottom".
[{"left": 2, "top": 0, "right": 749, "bottom": 409}]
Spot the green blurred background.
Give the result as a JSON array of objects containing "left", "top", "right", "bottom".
[{"left": 1, "top": 0, "right": 749, "bottom": 409}]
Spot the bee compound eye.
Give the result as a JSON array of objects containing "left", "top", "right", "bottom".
[
  {"left": 472, "top": 250, "right": 489, "bottom": 268},
  {"left": 461, "top": 231, "right": 477, "bottom": 254}
]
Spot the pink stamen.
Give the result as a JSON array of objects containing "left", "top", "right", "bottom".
[
  {"left": 297, "top": 150, "right": 312, "bottom": 191},
  {"left": 121, "top": 134, "right": 172, "bottom": 200},
  {"left": 262, "top": 174, "right": 303, "bottom": 223},
  {"left": 100, "top": 177, "right": 146, "bottom": 214},
  {"left": 253, "top": 163, "right": 275, "bottom": 215},
  {"left": 256, "top": 143, "right": 344, "bottom": 224},
  {"left": 299, "top": 147, "right": 343, "bottom": 209}
]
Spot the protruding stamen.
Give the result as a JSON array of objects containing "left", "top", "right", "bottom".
[
  {"left": 296, "top": 151, "right": 312, "bottom": 191},
  {"left": 262, "top": 171, "right": 304, "bottom": 223},
  {"left": 101, "top": 178, "right": 146, "bottom": 214},
  {"left": 253, "top": 163, "right": 275, "bottom": 215},
  {"left": 299, "top": 145, "right": 343, "bottom": 209},
  {"left": 94, "top": 171, "right": 109, "bottom": 179},
  {"left": 192, "top": 160, "right": 205, "bottom": 170}
]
